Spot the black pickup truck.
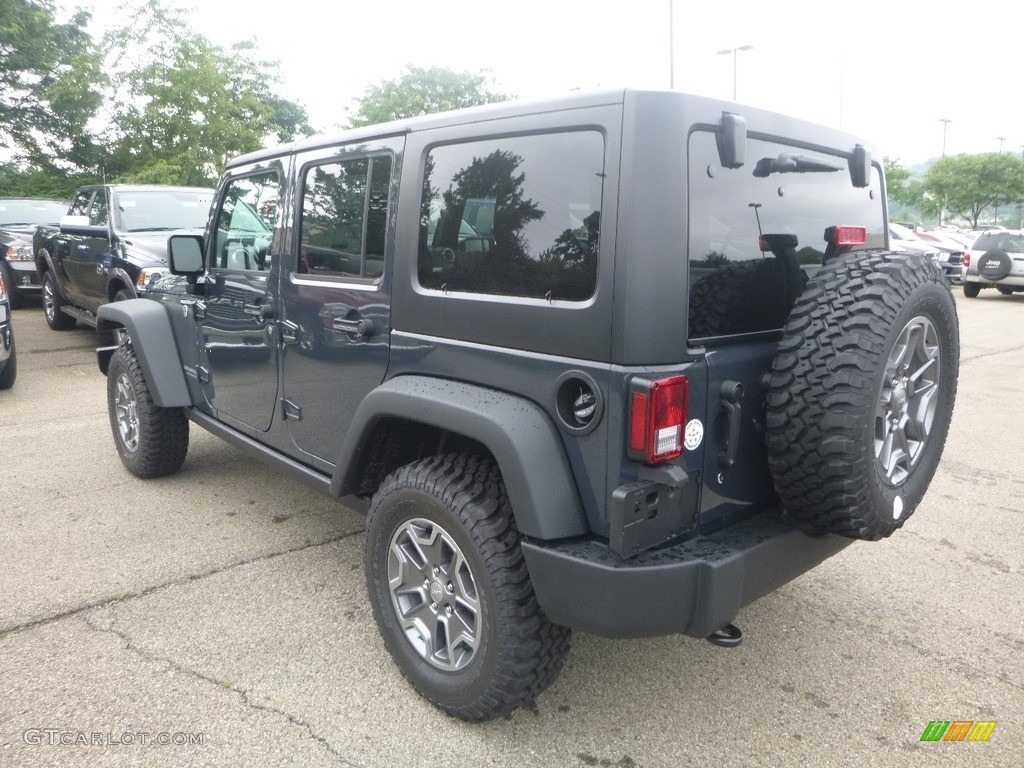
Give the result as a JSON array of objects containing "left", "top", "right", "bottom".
[{"left": 33, "top": 184, "right": 214, "bottom": 330}]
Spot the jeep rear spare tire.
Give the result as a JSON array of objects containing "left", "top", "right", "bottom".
[
  {"left": 765, "top": 252, "right": 959, "bottom": 540},
  {"left": 977, "top": 249, "right": 1012, "bottom": 281}
]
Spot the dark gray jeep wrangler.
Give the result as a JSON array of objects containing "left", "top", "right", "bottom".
[{"left": 96, "top": 89, "right": 959, "bottom": 721}]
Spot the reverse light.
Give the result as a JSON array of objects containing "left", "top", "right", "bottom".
[{"left": 629, "top": 376, "right": 689, "bottom": 464}]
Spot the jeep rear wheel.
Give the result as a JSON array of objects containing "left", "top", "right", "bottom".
[
  {"left": 962, "top": 282, "right": 981, "bottom": 298},
  {"left": 106, "top": 344, "right": 189, "bottom": 478},
  {"left": 364, "top": 454, "right": 571, "bottom": 721},
  {"left": 766, "top": 252, "right": 959, "bottom": 540}
]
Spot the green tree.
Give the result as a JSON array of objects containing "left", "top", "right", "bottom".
[
  {"left": 102, "top": 0, "right": 312, "bottom": 186},
  {"left": 922, "top": 153, "right": 1024, "bottom": 228},
  {"left": 0, "top": 0, "right": 104, "bottom": 167},
  {"left": 883, "top": 157, "right": 921, "bottom": 209},
  {"left": 347, "top": 66, "right": 508, "bottom": 128}
]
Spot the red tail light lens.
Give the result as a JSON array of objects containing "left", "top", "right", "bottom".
[
  {"left": 962, "top": 253, "right": 971, "bottom": 268},
  {"left": 629, "top": 376, "right": 689, "bottom": 464},
  {"left": 829, "top": 225, "right": 867, "bottom": 246}
]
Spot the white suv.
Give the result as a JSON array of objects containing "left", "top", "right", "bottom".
[{"left": 962, "top": 231, "right": 1024, "bottom": 297}]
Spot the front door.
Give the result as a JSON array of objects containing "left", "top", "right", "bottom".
[
  {"left": 279, "top": 145, "right": 397, "bottom": 467},
  {"left": 198, "top": 167, "right": 283, "bottom": 432}
]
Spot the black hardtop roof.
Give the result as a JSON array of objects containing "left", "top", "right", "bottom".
[{"left": 224, "top": 87, "right": 878, "bottom": 171}]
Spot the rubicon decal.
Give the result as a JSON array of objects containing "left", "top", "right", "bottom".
[{"left": 919, "top": 720, "right": 996, "bottom": 742}]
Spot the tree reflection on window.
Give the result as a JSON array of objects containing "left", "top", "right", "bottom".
[{"left": 419, "top": 132, "right": 603, "bottom": 301}]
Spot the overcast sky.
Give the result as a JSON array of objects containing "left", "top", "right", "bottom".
[{"left": 83, "top": 0, "right": 1024, "bottom": 166}]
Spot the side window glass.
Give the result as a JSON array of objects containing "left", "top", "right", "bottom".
[
  {"left": 90, "top": 192, "right": 108, "bottom": 227},
  {"left": 69, "top": 191, "right": 91, "bottom": 217},
  {"left": 212, "top": 171, "right": 279, "bottom": 272},
  {"left": 418, "top": 131, "right": 604, "bottom": 301},
  {"left": 298, "top": 154, "right": 392, "bottom": 281}
]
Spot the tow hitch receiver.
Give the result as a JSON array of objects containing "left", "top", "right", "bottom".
[{"left": 706, "top": 623, "right": 743, "bottom": 648}]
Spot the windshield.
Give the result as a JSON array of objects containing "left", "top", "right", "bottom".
[
  {"left": 0, "top": 199, "right": 68, "bottom": 226},
  {"left": 112, "top": 189, "right": 215, "bottom": 232}
]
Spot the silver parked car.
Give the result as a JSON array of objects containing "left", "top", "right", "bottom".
[{"left": 962, "top": 231, "right": 1024, "bottom": 298}]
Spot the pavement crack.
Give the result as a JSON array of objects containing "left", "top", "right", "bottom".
[
  {"left": 0, "top": 527, "right": 365, "bottom": 638},
  {"left": 82, "top": 615, "right": 363, "bottom": 767}
]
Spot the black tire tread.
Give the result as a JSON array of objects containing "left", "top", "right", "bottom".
[
  {"left": 0, "top": 331, "right": 15, "bottom": 390},
  {"left": 366, "top": 453, "right": 571, "bottom": 721},
  {"left": 765, "top": 251, "right": 957, "bottom": 540},
  {"left": 42, "top": 270, "right": 76, "bottom": 330},
  {"left": 106, "top": 344, "right": 189, "bottom": 478}
]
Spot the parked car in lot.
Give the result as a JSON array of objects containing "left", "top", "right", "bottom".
[
  {"left": 962, "top": 230, "right": 1024, "bottom": 297},
  {"left": 0, "top": 270, "right": 16, "bottom": 389},
  {"left": 33, "top": 185, "right": 214, "bottom": 331},
  {"left": 0, "top": 198, "right": 69, "bottom": 307},
  {"left": 888, "top": 223, "right": 960, "bottom": 282}
]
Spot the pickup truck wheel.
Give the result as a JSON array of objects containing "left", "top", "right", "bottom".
[
  {"left": 997, "top": 285, "right": 1015, "bottom": 296},
  {"left": 364, "top": 453, "right": 571, "bottom": 721},
  {"left": 766, "top": 251, "right": 959, "bottom": 540},
  {"left": 106, "top": 344, "right": 189, "bottom": 478},
  {"left": 41, "top": 271, "right": 76, "bottom": 330},
  {"left": 0, "top": 333, "right": 15, "bottom": 390}
]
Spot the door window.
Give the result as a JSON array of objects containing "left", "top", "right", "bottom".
[
  {"left": 212, "top": 172, "right": 279, "bottom": 272},
  {"left": 298, "top": 155, "right": 392, "bottom": 282}
]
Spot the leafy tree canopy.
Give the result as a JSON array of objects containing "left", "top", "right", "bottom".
[
  {"left": 347, "top": 66, "right": 508, "bottom": 128},
  {"left": 0, "top": 0, "right": 104, "bottom": 167},
  {"left": 101, "top": 0, "right": 313, "bottom": 186},
  {"left": 922, "top": 153, "right": 1024, "bottom": 229}
]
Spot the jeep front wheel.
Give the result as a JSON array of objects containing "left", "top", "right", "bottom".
[
  {"left": 364, "top": 454, "right": 571, "bottom": 721},
  {"left": 106, "top": 344, "right": 189, "bottom": 478},
  {"left": 766, "top": 252, "right": 959, "bottom": 540}
]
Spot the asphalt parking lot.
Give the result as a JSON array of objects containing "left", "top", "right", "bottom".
[{"left": 1, "top": 290, "right": 1022, "bottom": 767}]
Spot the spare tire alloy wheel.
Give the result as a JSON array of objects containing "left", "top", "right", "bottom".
[
  {"left": 766, "top": 252, "right": 959, "bottom": 540},
  {"left": 365, "top": 454, "right": 571, "bottom": 721}
]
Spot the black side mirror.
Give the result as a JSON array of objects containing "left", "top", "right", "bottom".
[
  {"left": 168, "top": 234, "right": 205, "bottom": 275},
  {"left": 716, "top": 112, "right": 747, "bottom": 169},
  {"left": 849, "top": 144, "right": 872, "bottom": 188}
]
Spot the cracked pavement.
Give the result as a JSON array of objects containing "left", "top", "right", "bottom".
[{"left": 2, "top": 293, "right": 1022, "bottom": 767}]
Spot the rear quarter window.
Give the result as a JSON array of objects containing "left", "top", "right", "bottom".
[{"left": 417, "top": 131, "right": 604, "bottom": 301}]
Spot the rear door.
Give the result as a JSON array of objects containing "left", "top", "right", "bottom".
[
  {"left": 278, "top": 139, "right": 399, "bottom": 469},
  {"left": 686, "top": 128, "right": 887, "bottom": 527}
]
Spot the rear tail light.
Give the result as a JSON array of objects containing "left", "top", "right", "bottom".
[
  {"left": 826, "top": 225, "right": 867, "bottom": 246},
  {"left": 629, "top": 376, "right": 689, "bottom": 464},
  {"left": 962, "top": 253, "right": 971, "bottom": 267}
]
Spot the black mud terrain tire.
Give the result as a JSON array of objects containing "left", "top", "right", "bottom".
[
  {"left": 689, "top": 257, "right": 808, "bottom": 338},
  {"left": 42, "top": 270, "right": 76, "bottom": 330},
  {"left": 765, "top": 252, "right": 959, "bottom": 540},
  {"left": 364, "top": 453, "right": 571, "bottom": 721},
  {"left": 106, "top": 343, "right": 189, "bottom": 478}
]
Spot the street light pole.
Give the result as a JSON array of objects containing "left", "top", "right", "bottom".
[
  {"left": 939, "top": 118, "right": 951, "bottom": 157},
  {"left": 717, "top": 45, "right": 754, "bottom": 101},
  {"left": 668, "top": 0, "right": 675, "bottom": 89},
  {"left": 997, "top": 136, "right": 1006, "bottom": 153}
]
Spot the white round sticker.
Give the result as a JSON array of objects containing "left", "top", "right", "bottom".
[{"left": 684, "top": 419, "right": 704, "bottom": 451}]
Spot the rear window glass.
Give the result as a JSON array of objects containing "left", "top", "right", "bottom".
[
  {"left": 688, "top": 131, "right": 885, "bottom": 341},
  {"left": 418, "top": 131, "right": 604, "bottom": 301},
  {"left": 972, "top": 232, "right": 1024, "bottom": 252}
]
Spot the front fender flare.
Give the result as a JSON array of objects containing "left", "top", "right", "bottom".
[
  {"left": 333, "top": 376, "right": 589, "bottom": 541},
  {"left": 96, "top": 299, "right": 191, "bottom": 407}
]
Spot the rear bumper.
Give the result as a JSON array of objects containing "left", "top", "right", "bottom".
[{"left": 522, "top": 510, "right": 852, "bottom": 639}]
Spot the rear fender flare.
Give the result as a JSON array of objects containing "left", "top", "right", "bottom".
[
  {"left": 96, "top": 299, "right": 191, "bottom": 407},
  {"left": 332, "top": 376, "right": 589, "bottom": 540}
]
